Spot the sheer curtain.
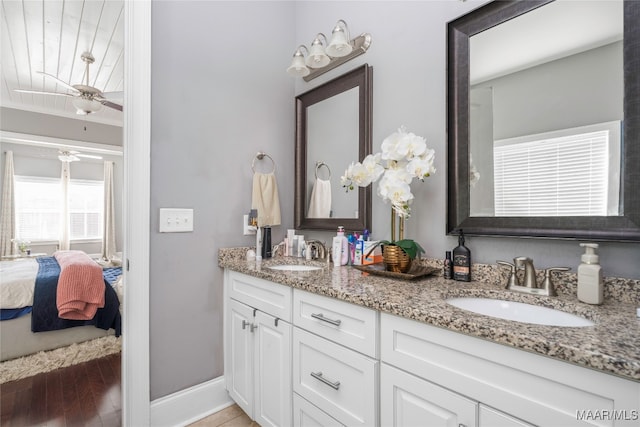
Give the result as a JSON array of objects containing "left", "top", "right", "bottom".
[
  {"left": 101, "top": 161, "right": 117, "bottom": 261},
  {"left": 0, "top": 151, "right": 16, "bottom": 257},
  {"left": 59, "top": 161, "right": 71, "bottom": 251}
]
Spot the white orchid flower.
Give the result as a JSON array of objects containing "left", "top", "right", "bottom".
[
  {"left": 342, "top": 126, "right": 435, "bottom": 220},
  {"left": 407, "top": 156, "right": 436, "bottom": 179}
]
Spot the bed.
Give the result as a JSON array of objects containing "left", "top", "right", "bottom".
[{"left": 0, "top": 251, "right": 122, "bottom": 361}]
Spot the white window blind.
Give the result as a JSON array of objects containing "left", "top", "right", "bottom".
[
  {"left": 494, "top": 130, "right": 610, "bottom": 217},
  {"left": 15, "top": 176, "right": 104, "bottom": 242}
]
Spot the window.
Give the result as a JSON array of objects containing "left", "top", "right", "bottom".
[
  {"left": 15, "top": 176, "right": 104, "bottom": 242},
  {"left": 493, "top": 122, "right": 621, "bottom": 217}
]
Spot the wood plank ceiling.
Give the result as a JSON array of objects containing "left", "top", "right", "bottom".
[{"left": 1, "top": 0, "right": 124, "bottom": 127}]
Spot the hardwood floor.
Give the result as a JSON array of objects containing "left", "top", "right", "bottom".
[
  {"left": 0, "top": 352, "right": 121, "bottom": 427},
  {"left": 1, "top": 352, "right": 256, "bottom": 427}
]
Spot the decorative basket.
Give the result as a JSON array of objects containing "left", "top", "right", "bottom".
[{"left": 383, "top": 245, "right": 412, "bottom": 273}]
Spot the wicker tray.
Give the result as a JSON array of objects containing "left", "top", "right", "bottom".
[{"left": 351, "top": 263, "right": 438, "bottom": 280}]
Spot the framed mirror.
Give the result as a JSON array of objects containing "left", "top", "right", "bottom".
[
  {"left": 295, "top": 64, "right": 373, "bottom": 231},
  {"left": 447, "top": 0, "right": 640, "bottom": 241}
]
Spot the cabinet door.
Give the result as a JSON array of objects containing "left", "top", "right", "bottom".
[
  {"left": 479, "top": 405, "right": 534, "bottom": 427},
  {"left": 227, "top": 299, "right": 255, "bottom": 418},
  {"left": 381, "top": 363, "right": 477, "bottom": 427},
  {"left": 254, "top": 310, "right": 292, "bottom": 427}
]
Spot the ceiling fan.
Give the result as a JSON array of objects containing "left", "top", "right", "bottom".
[
  {"left": 15, "top": 51, "right": 123, "bottom": 115},
  {"left": 58, "top": 150, "right": 103, "bottom": 163}
]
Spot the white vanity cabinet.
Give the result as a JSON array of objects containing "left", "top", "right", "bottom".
[
  {"left": 224, "top": 271, "right": 292, "bottom": 427},
  {"left": 381, "top": 313, "right": 640, "bottom": 427},
  {"left": 292, "top": 289, "right": 379, "bottom": 427}
]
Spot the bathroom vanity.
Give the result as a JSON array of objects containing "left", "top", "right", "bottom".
[{"left": 220, "top": 248, "right": 640, "bottom": 427}]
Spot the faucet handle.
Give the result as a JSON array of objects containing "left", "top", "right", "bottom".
[
  {"left": 497, "top": 260, "right": 519, "bottom": 289},
  {"left": 540, "top": 267, "right": 570, "bottom": 296}
]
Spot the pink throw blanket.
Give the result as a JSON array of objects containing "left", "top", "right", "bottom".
[{"left": 54, "top": 250, "right": 105, "bottom": 320}]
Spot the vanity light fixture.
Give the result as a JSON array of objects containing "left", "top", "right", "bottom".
[
  {"left": 287, "top": 19, "right": 371, "bottom": 82},
  {"left": 306, "top": 34, "right": 331, "bottom": 68},
  {"left": 325, "top": 20, "right": 353, "bottom": 57},
  {"left": 287, "top": 45, "right": 311, "bottom": 77}
]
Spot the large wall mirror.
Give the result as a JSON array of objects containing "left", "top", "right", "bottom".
[
  {"left": 295, "top": 64, "right": 372, "bottom": 231},
  {"left": 447, "top": 0, "right": 640, "bottom": 241}
]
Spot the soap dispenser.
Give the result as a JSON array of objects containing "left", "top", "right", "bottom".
[
  {"left": 577, "top": 243, "right": 603, "bottom": 305},
  {"left": 453, "top": 230, "right": 471, "bottom": 282},
  {"left": 332, "top": 226, "right": 349, "bottom": 266}
]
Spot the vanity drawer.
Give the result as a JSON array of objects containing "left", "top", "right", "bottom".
[
  {"left": 293, "top": 289, "right": 378, "bottom": 357},
  {"left": 293, "top": 328, "right": 378, "bottom": 427},
  {"left": 227, "top": 271, "right": 292, "bottom": 321},
  {"left": 293, "top": 393, "right": 345, "bottom": 427}
]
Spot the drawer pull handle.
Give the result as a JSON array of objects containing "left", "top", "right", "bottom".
[
  {"left": 311, "top": 313, "right": 342, "bottom": 327},
  {"left": 310, "top": 371, "right": 340, "bottom": 390},
  {"left": 250, "top": 323, "right": 258, "bottom": 333},
  {"left": 242, "top": 320, "right": 249, "bottom": 330}
]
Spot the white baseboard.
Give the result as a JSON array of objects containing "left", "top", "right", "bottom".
[{"left": 150, "top": 376, "right": 234, "bottom": 427}]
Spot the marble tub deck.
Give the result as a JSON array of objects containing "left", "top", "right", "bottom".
[{"left": 219, "top": 248, "right": 640, "bottom": 382}]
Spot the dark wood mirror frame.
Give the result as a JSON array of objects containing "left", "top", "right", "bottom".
[
  {"left": 447, "top": 0, "right": 640, "bottom": 241},
  {"left": 294, "top": 64, "right": 373, "bottom": 232}
]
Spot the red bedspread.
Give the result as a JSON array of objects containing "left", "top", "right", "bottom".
[{"left": 54, "top": 250, "right": 105, "bottom": 320}]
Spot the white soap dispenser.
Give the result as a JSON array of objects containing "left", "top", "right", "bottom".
[
  {"left": 332, "top": 226, "right": 348, "bottom": 266},
  {"left": 577, "top": 243, "right": 603, "bottom": 305}
]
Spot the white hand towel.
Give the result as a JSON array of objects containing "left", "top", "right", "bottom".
[
  {"left": 252, "top": 172, "right": 281, "bottom": 227},
  {"left": 307, "top": 178, "right": 332, "bottom": 218}
]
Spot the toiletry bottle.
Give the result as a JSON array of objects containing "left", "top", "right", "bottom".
[
  {"left": 332, "top": 227, "right": 343, "bottom": 267},
  {"left": 453, "top": 230, "right": 471, "bottom": 282},
  {"left": 339, "top": 226, "right": 349, "bottom": 265},
  {"left": 443, "top": 251, "right": 453, "bottom": 279},
  {"left": 577, "top": 243, "right": 603, "bottom": 305},
  {"left": 348, "top": 234, "right": 356, "bottom": 265},
  {"left": 261, "top": 226, "right": 272, "bottom": 259}
]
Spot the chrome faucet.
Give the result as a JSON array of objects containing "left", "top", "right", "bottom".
[
  {"left": 514, "top": 256, "right": 537, "bottom": 288},
  {"left": 497, "top": 257, "right": 569, "bottom": 297},
  {"left": 305, "top": 240, "right": 327, "bottom": 260}
]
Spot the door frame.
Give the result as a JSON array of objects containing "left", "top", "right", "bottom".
[{"left": 123, "top": 0, "right": 151, "bottom": 425}]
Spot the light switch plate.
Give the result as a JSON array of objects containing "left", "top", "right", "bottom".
[{"left": 159, "top": 208, "right": 194, "bottom": 232}]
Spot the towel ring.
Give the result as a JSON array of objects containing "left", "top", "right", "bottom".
[
  {"left": 315, "top": 161, "right": 331, "bottom": 180},
  {"left": 252, "top": 152, "right": 276, "bottom": 174}
]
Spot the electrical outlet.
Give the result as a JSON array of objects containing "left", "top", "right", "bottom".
[{"left": 159, "top": 208, "right": 194, "bottom": 232}]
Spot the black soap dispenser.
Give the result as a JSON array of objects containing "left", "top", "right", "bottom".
[{"left": 453, "top": 230, "right": 471, "bottom": 282}]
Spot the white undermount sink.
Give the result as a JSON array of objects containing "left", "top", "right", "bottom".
[
  {"left": 446, "top": 297, "right": 595, "bottom": 327},
  {"left": 267, "top": 264, "right": 322, "bottom": 272}
]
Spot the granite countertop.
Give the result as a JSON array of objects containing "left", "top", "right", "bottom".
[{"left": 219, "top": 247, "right": 640, "bottom": 382}]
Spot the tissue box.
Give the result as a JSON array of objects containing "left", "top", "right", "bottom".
[{"left": 362, "top": 241, "right": 382, "bottom": 265}]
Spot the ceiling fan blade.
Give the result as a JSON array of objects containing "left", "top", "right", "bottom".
[
  {"left": 36, "top": 71, "right": 79, "bottom": 93},
  {"left": 100, "top": 100, "right": 123, "bottom": 112},
  {"left": 14, "top": 89, "right": 75, "bottom": 97}
]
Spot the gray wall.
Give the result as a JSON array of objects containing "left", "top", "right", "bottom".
[
  {"left": 149, "top": 0, "right": 640, "bottom": 400},
  {"left": 479, "top": 41, "right": 623, "bottom": 141},
  {"left": 150, "top": 1, "right": 295, "bottom": 399}
]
